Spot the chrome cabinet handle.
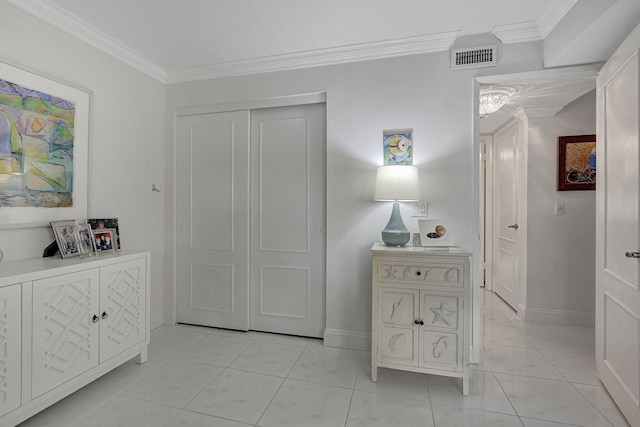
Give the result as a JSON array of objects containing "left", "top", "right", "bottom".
[
  {"left": 507, "top": 224, "right": 519, "bottom": 230},
  {"left": 625, "top": 252, "right": 640, "bottom": 258}
]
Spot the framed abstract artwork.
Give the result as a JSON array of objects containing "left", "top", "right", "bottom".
[
  {"left": 0, "top": 60, "right": 90, "bottom": 228},
  {"left": 557, "top": 134, "right": 596, "bottom": 191}
]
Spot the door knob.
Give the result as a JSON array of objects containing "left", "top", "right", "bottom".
[
  {"left": 625, "top": 252, "right": 640, "bottom": 258},
  {"left": 507, "top": 224, "right": 519, "bottom": 230}
]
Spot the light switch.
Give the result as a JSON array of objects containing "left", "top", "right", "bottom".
[{"left": 555, "top": 202, "right": 565, "bottom": 215}]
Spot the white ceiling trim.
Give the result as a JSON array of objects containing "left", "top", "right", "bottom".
[
  {"left": 7, "top": 0, "right": 167, "bottom": 82},
  {"left": 492, "top": 21, "right": 544, "bottom": 44},
  {"left": 8, "top": 0, "right": 459, "bottom": 84},
  {"left": 166, "top": 31, "right": 460, "bottom": 84}
]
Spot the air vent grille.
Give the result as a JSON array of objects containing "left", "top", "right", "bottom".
[{"left": 451, "top": 45, "right": 497, "bottom": 70}]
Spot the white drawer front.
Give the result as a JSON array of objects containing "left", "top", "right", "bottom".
[{"left": 378, "top": 261, "right": 463, "bottom": 288}]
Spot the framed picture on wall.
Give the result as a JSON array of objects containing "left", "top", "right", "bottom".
[
  {"left": 0, "top": 60, "right": 90, "bottom": 229},
  {"left": 557, "top": 134, "right": 596, "bottom": 191},
  {"left": 50, "top": 220, "right": 81, "bottom": 259}
]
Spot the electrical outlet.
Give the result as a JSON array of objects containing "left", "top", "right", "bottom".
[{"left": 555, "top": 202, "right": 565, "bottom": 215}]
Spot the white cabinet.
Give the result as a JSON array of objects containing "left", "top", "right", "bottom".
[
  {"left": 0, "top": 284, "right": 22, "bottom": 418},
  {"left": 371, "top": 243, "right": 470, "bottom": 395},
  {"left": 0, "top": 251, "right": 150, "bottom": 427}
]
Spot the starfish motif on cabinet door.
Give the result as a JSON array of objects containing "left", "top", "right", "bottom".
[{"left": 430, "top": 301, "right": 455, "bottom": 326}]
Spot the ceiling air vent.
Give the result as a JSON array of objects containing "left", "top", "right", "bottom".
[{"left": 451, "top": 45, "right": 497, "bottom": 70}]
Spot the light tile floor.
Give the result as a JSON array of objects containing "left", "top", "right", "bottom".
[{"left": 18, "top": 289, "right": 629, "bottom": 427}]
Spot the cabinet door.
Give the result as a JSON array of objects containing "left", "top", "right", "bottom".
[
  {"left": 378, "top": 288, "right": 419, "bottom": 366},
  {"left": 99, "top": 258, "right": 146, "bottom": 361},
  {"left": 0, "top": 284, "right": 21, "bottom": 417},
  {"left": 419, "top": 291, "right": 463, "bottom": 372},
  {"left": 32, "top": 270, "right": 100, "bottom": 398}
]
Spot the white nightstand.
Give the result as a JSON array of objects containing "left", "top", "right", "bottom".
[{"left": 371, "top": 243, "right": 471, "bottom": 395}]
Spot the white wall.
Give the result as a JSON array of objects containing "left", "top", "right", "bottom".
[
  {"left": 0, "top": 3, "right": 166, "bottom": 328},
  {"left": 525, "top": 90, "right": 596, "bottom": 325},
  {"left": 165, "top": 41, "right": 546, "bottom": 348}
]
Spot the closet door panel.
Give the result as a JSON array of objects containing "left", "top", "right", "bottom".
[
  {"left": 250, "top": 104, "right": 326, "bottom": 337},
  {"left": 176, "top": 111, "right": 250, "bottom": 330}
]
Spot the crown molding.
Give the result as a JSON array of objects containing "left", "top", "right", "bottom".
[
  {"left": 513, "top": 104, "right": 565, "bottom": 119},
  {"left": 6, "top": 0, "right": 167, "bottom": 82},
  {"left": 7, "top": 0, "right": 459, "bottom": 84},
  {"left": 492, "top": 21, "right": 544, "bottom": 44},
  {"left": 166, "top": 31, "right": 460, "bottom": 83}
]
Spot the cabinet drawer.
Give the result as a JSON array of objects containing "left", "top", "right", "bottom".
[
  {"left": 420, "top": 330, "right": 461, "bottom": 372},
  {"left": 377, "top": 260, "right": 464, "bottom": 288}
]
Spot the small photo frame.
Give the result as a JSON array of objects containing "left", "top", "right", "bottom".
[
  {"left": 93, "top": 228, "right": 116, "bottom": 253},
  {"left": 87, "top": 218, "right": 121, "bottom": 250},
  {"left": 77, "top": 223, "right": 97, "bottom": 257},
  {"left": 419, "top": 219, "right": 452, "bottom": 247},
  {"left": 50, "top": 220, "right": 81, "bottom": 259}
]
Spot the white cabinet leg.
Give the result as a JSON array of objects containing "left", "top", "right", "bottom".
[{"left": 135, "top": 345, "right": 148, "bottom": 364}]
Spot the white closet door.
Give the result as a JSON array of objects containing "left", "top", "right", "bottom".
[
  {"left": 176, "top": 110, "right": 250, "bottom": 331},
  {"left": 249, "top": 104, "right": 326, "bottom": 337}
]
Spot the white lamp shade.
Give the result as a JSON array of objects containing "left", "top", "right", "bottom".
[{"left": 374, "top": 165, "right": 420, "bottom": 201}]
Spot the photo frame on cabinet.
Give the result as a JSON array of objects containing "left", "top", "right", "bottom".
[
  {"left": 418, "top": 219, "right": 452, "bottom": 247},
  {"left": 93, "top": 228, "right": 116, "bottom": 253},
  {"left": 87, "top": 218, "right": 121, "bottom": 249},
  {"left": 77, "top": 223, "right": 96, "bottom": 257},
  {"left": 0, "top": 60, "right": 90, "bottom": 229},
  {"left": 50, "top": 220, "right": 80, "bottom": 258}
]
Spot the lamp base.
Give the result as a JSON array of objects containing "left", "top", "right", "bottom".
[{"left": 381, "top": 202, "right": 411, "bottom": 247}]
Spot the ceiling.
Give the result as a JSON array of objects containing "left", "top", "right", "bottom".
[
  {"left": 8, "top": 0, "right": 580, "bottom": 83},
  {"left": 7, "top": 0, "right": 640, "bottom": 132}
]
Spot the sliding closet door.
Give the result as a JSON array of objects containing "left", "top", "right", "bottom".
[
  {"left": 249, "top": 104, "right": 326, "bottom": 337},
  {"left": 175, "top": 110, "right": 250, "bottom": 330}
]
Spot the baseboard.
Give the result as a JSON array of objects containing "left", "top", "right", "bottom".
[
  {"left": 523, "top": 307, "right": 594, "bottom": 327},
  {"left": 150, "top": 313, "right": 166, "bottom": 330},
  {"left": 323, "top": 329, "right": 371, "bottom": 351}
]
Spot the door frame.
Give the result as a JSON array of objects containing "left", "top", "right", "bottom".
[
  {"left": 170, "top": 92, "right": 327, "bottom": 326},
  {"left": 479, "top": 134, "right": 494, "bottom": 291}
]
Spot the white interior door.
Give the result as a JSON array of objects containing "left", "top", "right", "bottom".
[
  {"left": 176, "top": 110, "right": 250, "bottom": 331},
  {"left": 249, "top": 104, "right": 326, "bottom": 338},
  {"left": 596, "top": 48, "right": 640, "bottom": 426},
  {"left": 492, "top": 121, "right": 519, "bottom": 311}
]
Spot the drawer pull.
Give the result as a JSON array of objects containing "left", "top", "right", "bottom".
[
  {"left": 102, "top": 311, "right": 109, "bottom": 320},
  {"left": 92, "top": 314, "right": 99, "bottom": 323},
  {"left": 416, "top": 271, "right": 422, "bottom": 276},
  {"left": 415, "top": 320, "right": 424, "bottom": 325}
]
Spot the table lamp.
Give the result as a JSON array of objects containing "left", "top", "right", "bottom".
[{"left": 374, "top": 165, "right": 420, "bottom": 246}]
